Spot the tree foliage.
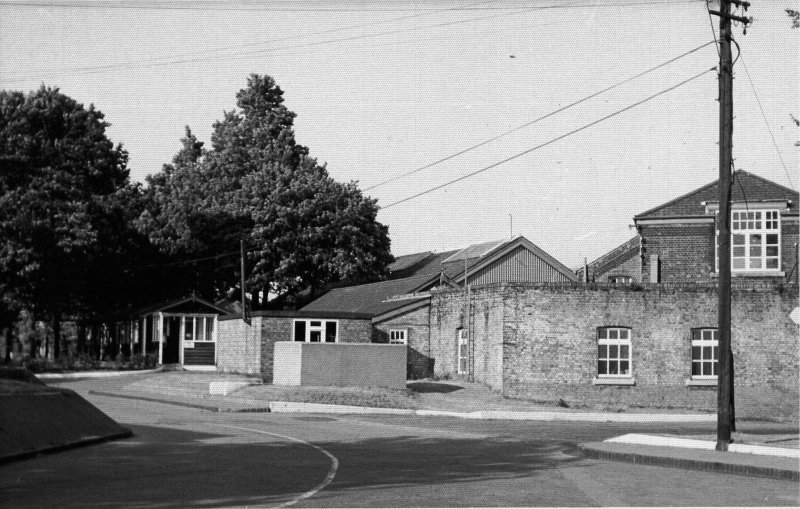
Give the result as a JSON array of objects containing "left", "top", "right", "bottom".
[
  {"left": 0, "top": 86, "right": 133, "bottom": 355},
  {"left": 140, "top": 74, "right": 393, "bottom": 305}
]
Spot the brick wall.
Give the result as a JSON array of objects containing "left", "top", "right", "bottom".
[
  {"left": 641, "top": 217, "right": 799, "bottom": 284},
  {"left": 217, "top": 316, "right": 262, "bottom": 376},
  {"left": 375, "top": 305, "right": 432, "bottom": 378},
  {"left": 429, "top": 287, "right": 505, "bottom": 388},
  {"left": 430, "top": 282, "right": 799, "bottom": 419},
  {"left": 640, "top": 223, "right": 715, "bottom": 283}
]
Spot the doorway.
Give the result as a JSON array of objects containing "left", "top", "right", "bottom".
[{"left": 163, "top": 316, "right": 181, "bottom": 364}]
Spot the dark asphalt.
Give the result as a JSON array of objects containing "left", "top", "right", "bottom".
[{"left": 1, "top": 390, "right": 797, "bottom": 508}]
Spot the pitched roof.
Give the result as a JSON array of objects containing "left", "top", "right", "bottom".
[
  {"left": 575, "top": 236, "right": 639, "bottom": 278},
  {"left": 635, "top": 170, "right": 798, "bottom": 220},
  {"left": 300, "top": 274, "right": 432, "bottom": 317}
]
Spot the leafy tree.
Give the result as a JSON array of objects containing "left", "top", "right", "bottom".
[
  {"left": 140, "top": 74, "right": 393, "bottom": 306},
  {"left": 0, "top": 86, "right": 129, "bottom": 358},
  {"left": 788, "top": 9, "right": 800, "bottom": 28}
]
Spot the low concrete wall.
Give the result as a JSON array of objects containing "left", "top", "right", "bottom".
[{"left": 273, "top": 342, "right": 406, "bottom": 389}]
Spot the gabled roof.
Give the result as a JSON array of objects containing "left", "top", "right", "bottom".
[
  {"left": 131, "top": 296, "right": 232, "bottom": 318},
  {"left": 450, "top": 236, "right": 578, "bottom": 283},
  {"left": 635, "top": 170, "right": 798, "bottom": 220},
  {"left": 300, "top": 274, "right": 432, "bottom": 317},
  {"left": 575, "top": 236, "right": 639, "bottom": 278}
]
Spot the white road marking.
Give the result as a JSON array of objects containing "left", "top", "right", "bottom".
[{"left": 210, "top": 423, "right": 339, "bottom": 508}]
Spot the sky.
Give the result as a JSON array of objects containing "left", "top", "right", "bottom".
[{"left": 1, "top": 0, "right": 798, "bottom": 270}]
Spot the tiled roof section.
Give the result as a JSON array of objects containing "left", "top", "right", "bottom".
[
  {"left": 389, "top": 252, "right": 433, "bottom": 276},
  {"left": 576, "top": 236, "right": 640, "bottom": 277},
  {"left": 441, "top": 239, "right": 512, "bottom": 279},
  {"left": 635, "top": 170, "right": 798, "bottom": 219},
  {"left": 441, "top": 239, "right": 509, "bottom": 264},
  {"left": 300, "top": 274, "right": 433, "bottom": 316}
]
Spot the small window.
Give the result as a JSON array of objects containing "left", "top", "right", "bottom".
[
  {"left": 691, "top": 328, "right": 718, "bottom": 379},
  {"left": 608, "top": 275, "right": 633, "bottom": 284},
  {"left": 294, "top": 320, "right": 306, "bottom": 342},
  {"left": 293, "top": 319, "right": 339, "bottom": 343},
  {"left": 389, "top": 329, "right": 407, "bottom": 345},
  {"left": 597, "top": 327, "right": 632, "bottom": 377},
  {"left": 457, "top": 329, "right": 468, "bottom": 374}
]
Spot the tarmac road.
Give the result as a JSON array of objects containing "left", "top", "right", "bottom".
[{"left": 1, "top": 392, "right": 798, "bottom": 508}]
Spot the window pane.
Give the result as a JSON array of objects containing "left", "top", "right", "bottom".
[
  {"left": 703, "top": 362, "right": 713, "bottom": 376},
  {"left": 620, "top": 361, "right": 629, "bottom": 375},
  {"left": 325, "top": 322, "right": 337, "bottom": 343},
  {"left": 609, "top": 329, "right": 618, "bottom": 340},
  {"left": 766, "top": 246, "right": 779, "bottom": 257},
  {"left": 733, "top": 247, "right": 745, "bottom": 257},
  {"left": 703, "top": 346, "right": 712, "bottom": 360},
  {"left": 598, "top": 345, "right": 606, "bottom": 359},
  {"left": 750, "top": 258, "right": 762, "bottom": 269},
  {"left": 620, "top": 345, "right": 629, "bottom": 359},
  {"left": 310, "top": 330, "right": 321, "bottom": 342},
  {"left": 185, "top": 317, "right": 194, "bottom": 341},
  {"left": 749, "top": 245, "right": 762, "bottom": 257},
  {"left": 692, "top": 346, "right": 701, "bottom": 360},
  {"left": 712, "top": 346, "right": 718, "bottom": 360},
  {"left": 609, "top": 345, "right": 618, "bottom": 358},
  {"left": 766, "top": 234, "right": 778, "bottom": 244},
  {"left": 732, "top": 234, "right": 745, "bottom": 245},
  {"left": 712, "top": 361, "right": 717, "bottom": 376},
  {"left": 733, "top": 258, "right": 746, "bottom": 269},
  {"left": 692, "top": 362, "right": 701, "bottom": 376},
  {"left": 294, "top": 321, "right": 306, "bottom": 342},
  {"left": 619, "top": 329, "right": 629, "bottom": 339},
  {"left": 766, "top": 258, "right": 779, "bottom": 269},
  {"left": 692, "top": 329, "right": 701, "bottom": 340},
  {"left": 206, "top": 318, "right": 214, "bottom": 341},
  {"left": 598, "top": 329, "right": 607, "bottom": 339},
  {"left": 609, "top": 361, "right": 618, "bottom": 375},
  {"left": 598, "top": 361, "right": 607, "bottom": 375},
  {"left": 310, "top": 321, "right": 321, "bottom": 327}
]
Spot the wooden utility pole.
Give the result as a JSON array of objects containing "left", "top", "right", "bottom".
[
  {"left": 710, "top": 0, "right": 750, "bottom": 452},
  {"left": 240, "top": 240, "right": 250, "bottom": 326}
]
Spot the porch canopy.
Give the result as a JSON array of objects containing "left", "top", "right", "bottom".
[{"left": 121, "top": 296, "right": 231, "bottom": 369}]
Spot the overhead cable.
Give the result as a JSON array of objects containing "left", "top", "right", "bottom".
[
  {"left": 365, "top": 41, "right": 715, "bottom": 191},
  {"left": 380, "top": 66, "right": 717, "bottom": 210}
]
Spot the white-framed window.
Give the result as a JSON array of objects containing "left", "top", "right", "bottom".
[
  {"left": 182, "top": 316, "right": 215, "bottom": 342},
  {"left": 389, "top": 329, "right": 407, "bottom": 345},
  {"left": 716, "top": 210, "right": 781, "bottom": 272},
  {"left": 293, "top": 319, "right": 338, "bottom": 343},
  {"left": 608, "top": 275, "right": 633, "bottom": 284},
  {"left": 597, "top": 327, "right": 632, "bottom": 377},
  {"left": 691, "top": 328, "right": 718, "bottom": 379},
  {"left": 457, "top": 328, "right": 468, "bottom": 375}
]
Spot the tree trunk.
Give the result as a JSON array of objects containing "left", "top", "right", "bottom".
[
  {"left": 52, "top": 309, "right": 61, "bottom": 360},
  {"left": 4, "top": 326, "right": 12, "bottom": 362},
  {"left": 77, "top": 322, "right": 87, "bottom": 354}
]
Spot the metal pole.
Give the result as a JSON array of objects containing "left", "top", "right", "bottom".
[
  {"left": 241, "top": 240, "right": 250, "bottom": 325},
  {"left": 716, "top": 0, "right": 733, "bottom": 451}
]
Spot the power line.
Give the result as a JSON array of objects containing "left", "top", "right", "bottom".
[
  {"left": 0, "top": 0, "right": 705, "bottom": 12},
  {"left": 380, "top": 66, "right": 716, "bottom": 210},
  {"left": 0, "top": 2, "right": 578, "bottom": 82},
  {"left": 739, "top": 55, "right": 796, "bottom": 190},
  {"left": 1, "top": 0, "right": 498, "bottom": 80},
  {"left": 364, "top": 41, "right": 715, "bottom": 191}
]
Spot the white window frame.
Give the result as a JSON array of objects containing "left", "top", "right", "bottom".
[
  {"left": 457, "top": 329, "right": 468, "bottom": 375},
  {"left": 716, "top": 209, "right": 781, "bottom": 273},
  {"left": 293, "top": 319, "right": 339, "bottom": 343},
  {"left": 691, "top": 328, "right": 718, "bottom": 380},
  {"left": 181, "top": 315, "right": 216, "bottom": 343},
  {"left": 597, "top": 327, "right": 632, "bottom": 378},
  {"left": 389, "top": 329, "right": 407, "bottom": 345},
  {"left": 608, "top": 275, "right": 633, "bottom": 284}
]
